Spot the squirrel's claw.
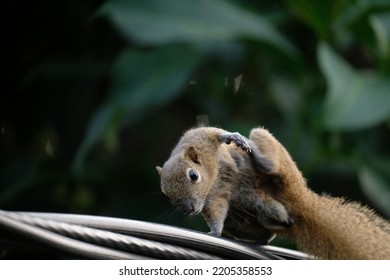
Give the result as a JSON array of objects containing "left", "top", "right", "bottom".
[{"left": 219, "top": 132, "right": 252, "bottom": 153}]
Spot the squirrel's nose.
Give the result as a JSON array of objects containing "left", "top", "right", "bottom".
[{"left": 178, "top": 199, "right": 196, "bottom": 215}]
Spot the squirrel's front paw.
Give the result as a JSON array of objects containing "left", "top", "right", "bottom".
[
  {"left": 219, "top": 132, "right": 251, "bottom": 153},
  {"left": 207, "top": 230, "right": 222, "bottom": 237}
]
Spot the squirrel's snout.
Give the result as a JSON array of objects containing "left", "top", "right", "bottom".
[{"left": 178, "top": 198, "right": 203, "bottom": 215}]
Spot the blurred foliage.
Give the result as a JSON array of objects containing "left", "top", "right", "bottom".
[{"left": 1, "top": 0, "right": 390, "bottom": 248}]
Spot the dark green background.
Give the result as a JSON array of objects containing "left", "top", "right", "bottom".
[{"left": 2, "top": 0, "right": 390, "bottom": 249}]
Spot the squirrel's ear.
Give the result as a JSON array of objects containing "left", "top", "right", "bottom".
[
  {"left": 156, "top": 166, "right": 162, "bottom": 176},
  {"left": 185, "top": 146, "right": 201, "bottom": 164}
]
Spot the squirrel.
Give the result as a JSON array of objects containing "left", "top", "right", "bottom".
[{"left": 156, "top": 126, "right": 390, "bottom": 259}]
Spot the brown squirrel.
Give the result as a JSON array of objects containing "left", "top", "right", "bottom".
[{"left": 156, "top": 126, "right": 390, "bottom": 259}]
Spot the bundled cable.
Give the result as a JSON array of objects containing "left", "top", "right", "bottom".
[{"left": 0, "top": 210, "right": 309, "bottom": 260}]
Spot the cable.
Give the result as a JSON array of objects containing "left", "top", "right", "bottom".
[
  {"left": 21, "top": 211, "right": 281, "bottom": 259},
  {"left": 2, "top": 211, "right": 218, "bottom": 260},
  {"left": 262, "top": 245, "right": 311, "bottom": 260},
  {"left": 0, "top": 210, "right": 148, "bottom": 259},
  {"left": 0, "top": 210, "right": 309, "bottom": 259}
]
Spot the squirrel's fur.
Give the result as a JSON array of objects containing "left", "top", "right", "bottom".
[{"left": 157, "top": 126, "right": 390, "bottom": 259}]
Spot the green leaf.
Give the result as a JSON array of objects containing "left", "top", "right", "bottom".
[
  {"left": 332, "top": 0, "right": 390, "bottom": 47},
  {"left": 318, "top": 43, "right": 390, "bottom": 130},
  {"left": 358, "top": 167, "right": 390, "bottom": 217},
  {"left": 333, "top": 0, "right": 390, "bottom": 29},
  {"left": 370, "top": 12, "right": 390, "bottom": 59},
  {"left": 100, "top": 0, "right": 297, "bottom": 58},
  {"left": 72, "top": 46, "right": 201, "bottom": 175}
]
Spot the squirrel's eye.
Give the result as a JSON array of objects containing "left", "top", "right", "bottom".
[{"left": 188, "top": 169, "right": 199, "bottom": 182}]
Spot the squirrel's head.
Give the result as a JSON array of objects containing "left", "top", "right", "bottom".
[{"left": 156, "top": 145, "right": 217, "bottom": 215}]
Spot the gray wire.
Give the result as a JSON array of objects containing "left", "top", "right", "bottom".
[
  {"left": 0, "top": 210, "right": 148, "bottom": 260},
  {"left": 21, "top": 211, "right": 282, "bottom": 259},
  {"left": 2, "top": 210, "right": 218, "bottom": 260},
  {"left": 0, "top": 210, "right": 308, "bottom": 259},
  {"left": 262, "top": 245, "right": 312, "bottom": 260}
]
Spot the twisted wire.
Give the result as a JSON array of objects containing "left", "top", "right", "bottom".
[
  {"left": 23, "top": 212, "right": 280, "bottom": 259},
  {"left": 0, "top": 210, "right": 145, "bottom": 259},
  {"left": 0, "top": 210, "right": 309, "bottom": 259},
  {"left": 1, "top": 210, "right": 219, "bottom": 260}
]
